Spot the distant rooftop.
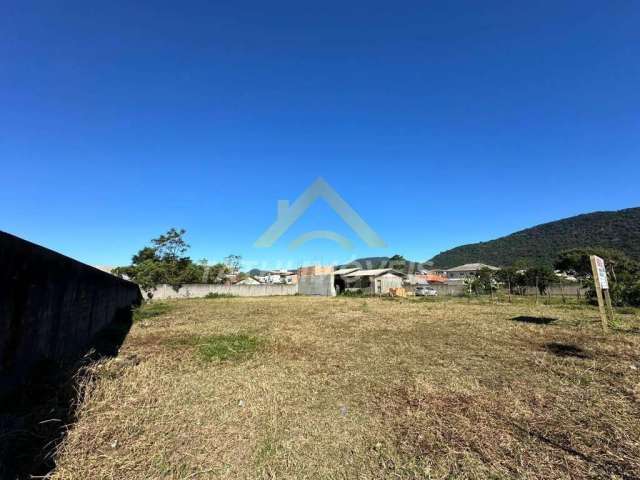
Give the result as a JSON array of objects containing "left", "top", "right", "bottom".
[{"left": 333, "top": 268, "right": 360, "bottom": 275}]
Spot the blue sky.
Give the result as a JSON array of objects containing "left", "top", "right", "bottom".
[{"left": 2, "top": 1, "right": 639, "bottom": 269}]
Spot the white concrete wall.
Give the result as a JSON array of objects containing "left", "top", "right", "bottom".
[
  {"left": 147, "top": 283, "right": 298, "bottom": 299},
  {"left": 411, "top": 283, "right": 585, "bottom": 297}
]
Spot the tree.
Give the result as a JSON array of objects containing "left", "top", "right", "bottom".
[
  {"left": 495, "top": 266, "right": 524, "bottom": 298},
  {"left": 462, "top": 268, "right": 497, "bottom": 296},
  {"left": 475, "top": 267, "right": 497, "bottom": 294},
  {"left": 114, "top": 228, "right": 204, "bottom": 298},
  {"left": 387, "top": 254, "right": 407, "bottom": 272},
  {"left": 555, "top": 248, "right": 638, "bottom": 282},
  {"left": 224, "top": 254, "right": 242, "bottom": 275},
  {"left": 152, "top": 228, "right": 190, "bottom": 261},
  {"left": 114, "top": 231, "right": 251, "bottom": 297},
  {"left": 555, "top": 248, "right": 640, "bottom": 306},
  {"left": 131, "top": 246, "right": 157, "bottom": 265},
  {"left": 524, "top": 266, "right": 555, "bottom": 295},
  {"left": 622, "top": 281, "right": 640, "bottom": 306},
  {"left": 463, "top": 276, "right": 475, "bottom": 296},
  {"left": 202, "top": 262, "right": 229, "bottom": 284}
]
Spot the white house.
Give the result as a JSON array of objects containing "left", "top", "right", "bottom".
[
  {"left": 264, "top": 270, "right": 298, "bottom": 284},
  {"left": 445, "top": 263, "right": 500, "bottom": 282},
  {"left": 341, "top": 268, "right": 405, "bottom": 294}
]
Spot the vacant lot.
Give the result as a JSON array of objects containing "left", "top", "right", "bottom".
[{"left": 53, "top": 297, "right": 640, "bottom": 479}]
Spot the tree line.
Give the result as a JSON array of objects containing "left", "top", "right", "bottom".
[
  {"left": 469, "top": 247, "right": 640, "bottom": 307},
  {"left": 113, "top": 228, "right": 245, "bottom": 298},
  {"left": 116, "top": 229, "right": 640, "bottom": 307}
]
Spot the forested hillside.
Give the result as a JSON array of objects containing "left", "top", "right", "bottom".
[{"left": 429, "top": 207, "right": 640, "bottom": 268}]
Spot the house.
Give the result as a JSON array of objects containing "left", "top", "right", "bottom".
[
  {"left": 332, "top": 268, "right": 358, "bottom": 293},
  {"left": 332, "top": 267, "right": 358, "bottom": 293},
  {"left": 445, "top": 263, "right": 500, "bottom": 282},
  {"left": 342, "top": 268, "right": 406, "bottom": 294},
  {"left": 405, "top": 274, "right": 428, "bottom": 285},
  {"left": 425, "top": 274, "right": 447, "bottom": 284},
  {"left": 265, "top": 270, "right": 298, "bottom": 284},
  {"left": 554, "top": 270, "right": 578, "bottom": 282},
  {"left": 406, "top": 273, "right": 448, "bottom": 285},
  {"left": 333, "top": 268, "right": 359, "bottom": 276},
  {"left": 419, "top": 268, "right": 447, "bottom": 276},
  {"left": 223, "top": 273, "right": 239, "bottom": 284}
]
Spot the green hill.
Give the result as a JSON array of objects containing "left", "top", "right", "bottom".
[
  {"left": 339, "top": 256, "right": 423, "bottom": 273},
  {"left": 429, "top": 207, "right": 640, "bottom": 268}
]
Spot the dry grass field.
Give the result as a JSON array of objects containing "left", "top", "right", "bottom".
[{"left": 52, "top": 296, "right": 640, "bottom": 480}]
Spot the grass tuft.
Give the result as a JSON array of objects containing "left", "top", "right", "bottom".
[
  {"left": 197, "top": 334, "right": 261, "bottom": 362},
  {"left": 164, "top": 333, "right": 261, "bottom": 362}
]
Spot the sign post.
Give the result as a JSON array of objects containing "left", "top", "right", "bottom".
[{"left": 590, "top": 255, "right": 614, "bottom": 331}]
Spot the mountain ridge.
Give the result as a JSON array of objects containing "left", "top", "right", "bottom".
[{"left": 429, "top": 207, "right": 640, "bottom": 268}]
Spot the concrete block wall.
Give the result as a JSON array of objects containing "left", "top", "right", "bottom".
[
  {"left": 298, "top": 274, "right": 336, "bottom": 296},
  {"left": 429, "top": 284, "right": 467, "bottom": 296},
  {"left": 147, "top": 283, "right": 298, "bottom": 299},
  {"left": 410, "top": 283, "right": 585, "bottom": 297},
  {"left": 0, "top": 231, "right": 141, "bottom": 392}
]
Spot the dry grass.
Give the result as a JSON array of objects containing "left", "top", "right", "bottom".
[{"left": 51, "top": 297, "right": 640, "bottom": 479}]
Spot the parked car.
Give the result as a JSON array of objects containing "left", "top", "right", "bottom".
[{"left": 415, "top": 285, "right": 438, "bottom": 296}]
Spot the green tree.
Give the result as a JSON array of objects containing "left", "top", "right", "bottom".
[
  {"left": 131, "top": 246, "right": 157, "bottom": 264},
  {"left": 524, "top": 266, "right": 556, "bottom": 295},
  {"left": 202, "top": 262, "right": 229, "bottom": 284},
  {"left": 387, "top": 254, "right": 407, "bottom": 272},
  {"left": 555, "top": 248, "right": 640, "bottom": 306},
  {"left": 555, "top": 248, "right": 638, "bottom": 282},
  {"left": 114, "top": 228, "right": 204, "bottom": 298},
  {"left": 224, "top": 254, "right": 242, "bottom": 275},
  {"left": 495, "top": 266, "right": 524, "bottom": 296},
  {"left": 622, "top": 281, "right": 640, "bottom": 306},
  {"left": 475, "top": 267, "right": 497, "bottom": 294}
]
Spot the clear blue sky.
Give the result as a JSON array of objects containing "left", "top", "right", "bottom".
[{"left": 2, "top": 1, "right": 639, "bottom": 270}]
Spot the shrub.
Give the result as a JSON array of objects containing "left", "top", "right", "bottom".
[
  {"left": 204, "top": 292, "right": 235, "bottom": 299},
  {"left": 622, "top": 281, "right": 640, "bottom": 307},
  {"left": 340, "top": 289, "right": 368, "bottom": 297}
]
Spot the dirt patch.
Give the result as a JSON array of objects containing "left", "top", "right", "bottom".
[{"left": 545, "top": 342, "right": 590, "bottom": 359}]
